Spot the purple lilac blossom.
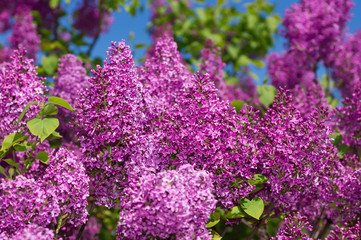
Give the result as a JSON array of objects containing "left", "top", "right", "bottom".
[
  {"left": 52, "top": 54, "right": 89, "bottom": 141},
  {"left": 272, "top": 213, "right": 313, "bottom": 240},
  {"left": 199, "top": 40, "right": 256, "bottom": 102},
  {"left": 139, "top": 36, "right": 192, "bottom": 113},
  {"left": 8, "top": 9, "right": 41, "bottom": 60},
  {"left": 290, "top": 83, "right": 329, "bottom": 119},
  {"left": 73, "top": 0, "right": 113, "bottom": 37},
  {"left": 41, "top": 148, "right": 90, "bottom": 227},
  {"left": 254, "top": 90, "right": 339, "bottom": 218},
  {"left": 332, "top": 31, "right": 361, "bottom": 97},
  {"left": 267, "top": 50, "right": 315, "bottom": 89},
  {"left": 6, "top": 224, "right": 55, "bottom": 240},
  {"left": 75, "top": 40, "right": 146, "bottom": 207},
  {"left": 0, "top": 148, "right": 89, "bottom": 235},
  {"left": 333, "top": 86, "right": 361, "bottom": 151},
  {"left": 0, "top": 49, "right": 45, "bottom": 140},
  {"left": 325, "top": 222, "right": 361, "bottom": 240},
  {"left": 0, "top": 175, "right": 60, "bottom": 234},
  {"left": 282, "top": 0, "right": 353, "bottom": 65},
  {"left": 117, "top": 164, "right": 216, "bottom": 240}
]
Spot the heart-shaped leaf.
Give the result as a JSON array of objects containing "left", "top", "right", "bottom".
[
  {"left": 240, "top": 197, "right": 264, "bottom": 220},
  {"left": 27, "top": 118, "right": 59, "bottom": 142}
]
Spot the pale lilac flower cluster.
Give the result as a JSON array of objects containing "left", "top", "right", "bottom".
[
  {"left": 73, "top": 0, "right": 113, "bottom": 37},
  {"left": 53, "top": 54, "right": 89, "bottom": 141},
  {"left": 272, "top": 214, "right": 313, "bottom": 240},
  {"left": 75, "top": 41, "right": 146, "bottom": 207},
  {"left": 0, "top": 49, "right": 45, "bottom": 139},
  {"left": 0, "top": 148, "right": 89, "bottom": 236},
  {"left": 117, "top": 164, "right": 216, "bottom": 240}
]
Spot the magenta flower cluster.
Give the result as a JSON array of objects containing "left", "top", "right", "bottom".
[{"left": 117, "top": 164, "right": 216, "bottom": 240}]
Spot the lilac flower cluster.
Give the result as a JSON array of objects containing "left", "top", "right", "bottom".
[
  {"left": 333, "top": 86, "right": 361, "bottom": 151},
  {"left": 117, "top": 164, "right": 216, "bottom": 240},
  {"left": 75, "top": 41, "right": 146, "bottom": 207},
  {"left": 332, "top": 31, "right": 361, "bottom": 97},
  {"left": 254, "top": 91, "right": 339, "bottom": 218},
  {"left": 282, "top": 0, "right": 353, "bottom": 65},
  {"left": 0, "top": 49, "right": 45, "bottom": 139},
  {"left": 267, "top": 0, "right": 354, "bottom": 90},
  {"left": 325, "top": 222, "right": 361, "bottom": 240},
  {"left": 3, "top": 224, "right": 55, "bottom": 240},
  {"left": 8, "top": 9, "right": 41, "bottom": 60},
  {"left": 272, "top": 214, "right": 313, "bottom": 240},
  {"left": 0, "top": 148, "right": 89, "bottom": 236},
  {"left": 53, "top": 54, "right": 89, "bottom": 141}
]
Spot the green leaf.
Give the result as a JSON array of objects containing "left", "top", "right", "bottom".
[
  {"left": 42, "top": 55, "right": 58, "bottom": 75},
  {"left": 206, "top": 211, "right": 221, "bottom": 228},
  {"left": 46, "top": 131, "right": 62, "bottom": 140},
  {"left": 240, "top": 197, "right": 264, "bottom": 220},
  {"left": 43, "top": 104, "right": 58, "bottom": 116},
  {"left": 13, "top": 142, "right": 32, "bottom": 152},
  {"left": 225, "top": 206, "right": 247, "bottom": 219},
  {"left": 257, "top": 85, "right": 277, "bottom": 108},
  {"left": 49, "top": 140, "right": 62, "bottom": 149},
  {"left": 266, "top": 15, "right": 279, "bottom": 32},
  {"left": 1, "top": 132, "right": 29, "bottom": 151},
  {"left": 36, "top": 151, "right": 49, "bottom": 164},
  {"left": 49, "top": 0, "right": 61, "bottom": 8},
  {"left": 211, "top": 230, "right": 222, "bottom": 240},
  {"left": 231, "top": 100, "right": 245, "bottom": 113},
  {"left": 329, "top": 133, "right": 342, "bottom": 146},
  {"left": 27, "top": 118, "right": 59, "bottom": 142},
  {"left": 206, "top": 219, "right": 220, "bottom": 228},
  {"left": 8, "top": 168, "right": 14, "bottom": 178},
  {"left": 3, "top": 159, "right": 19, "bottom": 169},
  {"left": 16, "top": 101, "right": 38, "bottom": 125},
  {"left": 248, "top": 174, "right": 269, "bottom": 185},
  {"left": 251, "top": 59, "right": 264, "bottom": 68},
  {"left": 48, "top": 97, "right": 75, "bottom": 112},
  {"left": 237, "top": 55, "right": 252, "bottom": 66},
  {"left": 0, "top": 165, "right": 7, "bottom": 176}
]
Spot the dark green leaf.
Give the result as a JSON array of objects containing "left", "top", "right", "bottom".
[
  {"left": 225, "top": 206, "right": 247, "bottom": 219},
  {"left": 329, "top": 133, "right": 342, "bottom": 146},
  {"left": 48, "top": 97, "right": 75, "bottom": 112},
  {"left": 36, "top": 151, "right": 49, "bottom": 164},
  {"left": 27, "top": 118, "right": 59, "bottom": 142},
  {"left": 46, "top": 131, "right": 62, "bottom": 140},
  {"left": 13, "top": 142, "right": 32, "bottom": 152},
  {"left": 231, "top": 100, "right": 246, "bottom": 113}
]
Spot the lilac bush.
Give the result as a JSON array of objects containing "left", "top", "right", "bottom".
[{"left": 1, "top": 0, "right": 361, "bottom": 239}]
